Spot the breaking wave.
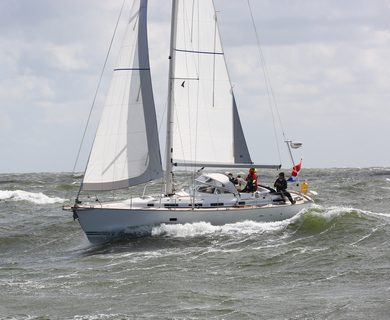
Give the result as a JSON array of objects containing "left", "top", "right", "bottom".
[
  {"left": 288, "top": 205, "right": 390, "bottom": 236},
  {"left": 150, "top": 205, "right": 389, "bottom": 239},
  {"left": 151, "top": 218, "right": 295, "bottom": 238},
  {"left": 0, "top": 190, "right": 66, "bottom": 204}
]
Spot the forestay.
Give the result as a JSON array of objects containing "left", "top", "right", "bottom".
[
  {"left": 82, "top": 0, "right": 162, "bottom": 191},
  {"left": 171, "top": 0, "right": 252, "bottom": 166}
]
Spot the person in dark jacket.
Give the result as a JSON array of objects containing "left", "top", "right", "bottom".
[
  {"left": 274, "top": 172, "right": 295, "bottom": 204},
  {"left": 227, "top": 172, "right": 238, "bottom": 185}
]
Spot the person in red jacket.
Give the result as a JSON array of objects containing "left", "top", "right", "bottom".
[{"left": 243, "top": 167, "right": 258, "bottom": 192}]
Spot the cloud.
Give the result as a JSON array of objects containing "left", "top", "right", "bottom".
[
  {"left": 0, "top": 0, "right": 390, "bottom": 172},
  {"left": 44, "top": 43, "right": 89, "bottom": 72}
]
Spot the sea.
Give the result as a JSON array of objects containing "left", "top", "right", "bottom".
[{"left": 0, "top": 168, "right": 389, "bottom": 320}]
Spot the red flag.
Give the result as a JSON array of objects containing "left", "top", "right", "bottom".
[{"left": 291, "top": 159, "right": 302, "bottom": 177}]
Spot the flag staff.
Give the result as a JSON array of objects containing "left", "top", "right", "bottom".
[
  {"left": 285, "top": 140, "right": 303, "bottom": 184},
  {"left": 285, "top": 140, "right": 296, "bottom": 167}
]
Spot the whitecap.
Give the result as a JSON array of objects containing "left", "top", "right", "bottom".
[
  {"left": 219, "top": 219, "right": 293, "bottom": 235},
  {"left": 73, "top": 314, "right": 125, "bottom": 320},
  {"left": 151, "top": 221, "right": 217, "bottom": 237},
  {"left": 308, "top": 205, "right": 364, "bottom": 221},
  {"left": 0, "top": 189, "right": 66, "bottom": 204},
  {"left": 309, "top": 204, "right": 390, "bottom": 220},
  {"left": 151, "top": 219, "right": 293, "bottom": 238}
]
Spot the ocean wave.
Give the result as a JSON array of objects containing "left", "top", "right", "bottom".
[
  {"left": 288, "top": 205, "right": 390, "bottom": 236},
  {"left": 308, "top": 205, "right": 388, "bottom": 220},
  {"left": 151, "top": 206, "right": 389, "bottom": 239},
  {"left": 150, "top": 205, "right": 372, "bottom": 239},
  {"left": 73, "top": 314, "right": 130, "bottom": 320},
  {"left": 0, "top": 190, "right": 66, "bottom": 204},
  {"left": 149, "top": 206, "right": 371, "bottom": 239},
  {"left": 151, "top": 219, "right": 293, "bottom": 238},
  {"left": 2, "top": 315, "right": 129, "bottom": 320}
]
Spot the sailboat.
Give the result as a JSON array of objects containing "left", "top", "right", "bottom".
[{"left": 68, "top": 0, "right": 313, "bottom": 243}]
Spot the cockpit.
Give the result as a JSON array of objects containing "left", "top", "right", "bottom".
[{"left": 195, "top": 173, "right": 237, "bottom": 195}]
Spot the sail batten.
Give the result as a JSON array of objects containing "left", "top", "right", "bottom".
[
  {"left": 173, "top": 162, "right": 280, "bottom": 169},
  {"left": 174, "top": 48, "right": 224, "bottom": 55},
  {"left": 81, "top": 0, "right": 162, "bottom": 192}
]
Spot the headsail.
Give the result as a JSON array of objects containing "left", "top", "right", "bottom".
[
  {"left": 170, "top": 0, "right": 252, "bottom": 166},
  {"left": 82, "top": 0, "right": 162, "bottom": 191}
]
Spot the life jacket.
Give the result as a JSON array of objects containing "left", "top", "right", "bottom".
[{"left": 246, "top": 172, "right": 258, "bottom": 191}]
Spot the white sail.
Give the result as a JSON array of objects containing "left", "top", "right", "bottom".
[
  {"left": 170, "top": 0, "right": 252, "bottom": 166},
  {"left": 82, "top": 0, "right": 162, "bottom": 191}
]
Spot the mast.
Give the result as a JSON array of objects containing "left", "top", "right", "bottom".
[{"left": 165, "top": 0, "right": 178, "bottom": 195}]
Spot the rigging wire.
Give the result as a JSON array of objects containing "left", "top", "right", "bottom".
[
  {"left": 71, "top": 0, "right": 126, "bottom": 176},
  {"left": 246, "top": 0, "right": 286, "bottom": 165}
]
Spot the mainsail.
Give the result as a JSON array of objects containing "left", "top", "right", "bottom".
[
  {"left": 82, "top": 0, "right": 162, "bottom": 191},
  {"left": 170, "top": 0, "right": 252, "bottom": 166}
]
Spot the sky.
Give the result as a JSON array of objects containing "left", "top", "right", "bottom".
[{"left": 1, "top": 0, "right": 390, "bottom": 173}]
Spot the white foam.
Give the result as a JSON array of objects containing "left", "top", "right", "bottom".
[
  {"left": 220, "top": 219, "right": 293, "bottom": 235},
  {"left": 0, "top": 189, "right": 66, "bottom": 204},
  {"left": 309, "top": 205, "right": 359, "bottom": 221},
  {"left": 365, "top": 211, "right": 390, "bottom": 218},
  {"left": 324, "top": 206, "right": 357, "bottom": 218},
  {"left": 73, "top": 315, "right": 124, "bottom": 320},
  {"left": 151, "top": 221, "right": 217, "bottom": 237},
  {"left": 310, "top": 204, "right": 390, "bottom": 220},
  {"left": 151, "top": 219, "right": 293, "bottom": 238}
]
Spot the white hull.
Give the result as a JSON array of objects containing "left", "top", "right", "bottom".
[{"left": 73, "top": 193, "right": 313, "bottom": 243}]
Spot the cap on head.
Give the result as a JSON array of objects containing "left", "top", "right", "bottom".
[{"left": 279, "top": 172, "right": 285, "bottom": 177}]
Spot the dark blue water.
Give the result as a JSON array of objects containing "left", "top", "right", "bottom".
[{"left": 1, "top": 168, "right": 389, "bottom": 319}]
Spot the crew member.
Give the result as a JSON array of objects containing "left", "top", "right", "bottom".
[
  {"left": 236, "top": 174, "right": 247, "bottom": 192},
  {"left": 243, "top": 168, "right": 258, "bottom": 192},
  {"left": 274, "top": 172, "right": 295, "bottom": 204},
  {"left": 227, "top": 172, "right": 238, "bottom": 185}
]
